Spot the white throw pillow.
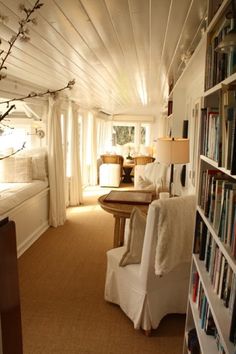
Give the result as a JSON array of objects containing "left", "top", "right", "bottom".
[
  {"left": 144, "top": 162, "right": 168, "bottom": 187},
  {"left": 119, "top": 207, "right": 146, "bottom": 266},
  {"left": 18, "top": 148, "right": 48, "bottom": 181},
  {"left": 32, "top": 154, "right": 47, "bottom": 180},
  {"left": 0, "top": 156, "right": 33, "bottom": 182}
]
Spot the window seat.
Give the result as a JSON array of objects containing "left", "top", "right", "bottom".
[
  {"left": 0, "top": 179, "right": 48, "bottom": 215},
  {"left": 0, "top": 148, "right": 50, "bottom": 257},
  {"left": 0, "top": 180, "right": 49, "bottom": 257}
]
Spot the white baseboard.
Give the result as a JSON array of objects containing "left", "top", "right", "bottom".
[{"left": 17, "top": 221, "right": 49, "bottom": 257}]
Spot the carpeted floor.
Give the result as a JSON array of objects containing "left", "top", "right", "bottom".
[{"left": 18, "top": 186, "right": 185, "bottom": 354}]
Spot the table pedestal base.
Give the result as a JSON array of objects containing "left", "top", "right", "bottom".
[{"left": 114, "top": 216, "right": 126, "bottom": 247}]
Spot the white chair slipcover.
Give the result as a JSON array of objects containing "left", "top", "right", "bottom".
[
  {"left": 99, "top": 163, "right": 121, "bottom": 187},
  {"left": 104, "top": 195, "right": 196, "bottom": 331}
]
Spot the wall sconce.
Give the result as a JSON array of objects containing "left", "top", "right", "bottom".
[
  {"left": 27, "top": 128, "right": 45, "bottom": 139},
  {"left": 215, "top": 0, "right": 236, "bottom": 53}
]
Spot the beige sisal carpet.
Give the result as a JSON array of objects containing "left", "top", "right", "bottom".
[{"left": 18, "top": 186, "right": 185, "bottom": 354}]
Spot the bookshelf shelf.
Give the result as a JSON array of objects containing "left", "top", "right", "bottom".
[
  {"left": 184, "top": 1, "right": 236, "bottom": 353},
  {"left": 188, "top": 294, "right": 218, "bottom": 354},
  {"left": 203, "top": 73, "right": 236, "bottom": 98},
  {"left": 200, "top": 155, "right": 236, "bottom": 179}
]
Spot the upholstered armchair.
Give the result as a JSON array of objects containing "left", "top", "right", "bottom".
[
  {"left": 99, "top": 154, "right": 124, "bottom": 187},
  {"left": 104, "top": 195, "right": 196, "bottom": 332},
  {"left": 133, "top": 156, "right": 156, "bottom": 189}
]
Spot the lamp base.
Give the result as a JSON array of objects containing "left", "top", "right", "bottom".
[{"left": 169, "top": 164, "right": 174, "bottom": 197}]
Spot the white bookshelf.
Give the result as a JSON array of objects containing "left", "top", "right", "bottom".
[{"left": 183, "top": 0, "right": 236, "bottom": 353}]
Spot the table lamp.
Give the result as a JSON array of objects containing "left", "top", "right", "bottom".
[{"left": 156, "top": 137, "right": 189, "bottom": 196}]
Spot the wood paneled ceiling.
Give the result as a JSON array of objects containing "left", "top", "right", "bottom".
[{"left": 0, "top": 0, "right": 207, "bottom": 116}]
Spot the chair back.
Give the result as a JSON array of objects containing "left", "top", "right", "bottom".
[
  {"left": 134, "top": 156, "right": 155, "bottom": 165},
  {"left": 101, "top": 154, "right": 124, "bottom": 165},
  {"left": 139, "top": 195, "right": 196, "bottom": 283}
]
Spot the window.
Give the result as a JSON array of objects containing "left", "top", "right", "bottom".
[
  {"left": 112, "top": 122, "right": 151, "bottom": 148},
  {"left": 113, "top": 125, "right": 135, "bottom": 145}
]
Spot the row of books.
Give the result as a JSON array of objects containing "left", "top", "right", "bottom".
[
  {"left": 201, "top": 108, "right": 219, "bottom": 162},
  {"left": 192, "top": 273, "right": 226, "bottom": 353},
  {"left": 205, "top": 15, "right": 236, "bottom": 90},
  {"left": 194, "top": 219, "right": 236, "bottom": 312},
  {"left": 192, "top": 268, "right": 236, "bottom": 347},
  {"left": 200, "top": 99, "right": 236, "bottom": 175},
  {"left": 199, "top": 170, "right": 236, "bottom": 258}
]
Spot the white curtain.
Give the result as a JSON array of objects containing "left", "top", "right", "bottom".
[
  {"left": 88, "top": 112, "right": 98, "bottom": 185},
  {"left": 80, "top": 111, "right": 98, "bottom": 186},
  {"left": 47, "top": 96, "right": 66, "bottom": 227},
  {"left": 97, "top": 119, "right": 113, "bottom": 155},
  {"left": 66, "top": 101, "right": 83, "bottom": 206}
]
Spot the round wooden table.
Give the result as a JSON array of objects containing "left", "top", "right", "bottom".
[{"left": 98, "top": 194, "right": 150, "bottom": 248}]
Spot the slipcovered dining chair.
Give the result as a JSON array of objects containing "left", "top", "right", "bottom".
[
  {"left": 99, "top": 154, "right": 124, "bottom": 187},
  {"left": 104, "top": 195, "right": 196, "bottom": 332}
]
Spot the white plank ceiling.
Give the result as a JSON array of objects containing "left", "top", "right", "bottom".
[{"left": 0, "top": 0, "right": 207, "bottom": 116}]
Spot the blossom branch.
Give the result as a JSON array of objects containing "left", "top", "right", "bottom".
[
  {"left": 0, "top": 104, "right": 15, "bottom": 122},
  {"left": 0, "top": 142, "right": 26, "bottom": 160},
  {"left": 0, "top": 121, "right": 14, "bottom": 130},
  {"left": 0, "top": 0, "right": 44, "bottom": 80},
  {"left": 0, "top": 79, "right": 75, "bottom": 110}
]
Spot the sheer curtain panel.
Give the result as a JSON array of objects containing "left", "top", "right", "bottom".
[
  {"left": 67, "top": 101, "right": 83, "bottom": 206},
  {"left": 47, "top": 96, "right": 66, "bottom": 227}
]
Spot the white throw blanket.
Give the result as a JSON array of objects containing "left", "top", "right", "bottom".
[{"left": 155, "top": 195, "right": 196, "bottom": 276}]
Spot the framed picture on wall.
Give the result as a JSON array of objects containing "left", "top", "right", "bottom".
[{"left": 166, "top": 114, "right": 173, "bottom": 137}]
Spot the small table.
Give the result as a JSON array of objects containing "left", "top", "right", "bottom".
[
  {"left": 122, "top": 163, "right": 134, "bottom": 183},
  {"left": 98, "top": 191, "right": 153, "bottom": 248}
]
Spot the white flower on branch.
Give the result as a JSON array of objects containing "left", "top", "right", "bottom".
[
  {"left": 9, "top": 35, "right": 17, "bottom": 43},
  {"left": 19, "top": 34, "right": 31, "bottom": 42},
  {"left": 19, "top": 19, "right": 27, "bottom": 26},
  {"left": 31, "top": 18, "right": 38, "bottom": 25},
  {"left": 19, "top": 4, "right": 26, "bottom": 11},
  {"left": 0, "top": 13, "right": 8, "bottom": 23},
  {"left": 0, "top": 73, "right": 7, "bottom": 80},
  {"left": 68, "top": 79, "right": 76, "bottom": 89}
]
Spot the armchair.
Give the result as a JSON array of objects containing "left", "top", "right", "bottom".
[
  {"left": 104, "top": 195, "right": 196, "bottom": 332},
  {"left": 133, "top": 156, "right": 155, "bottom": 189}
]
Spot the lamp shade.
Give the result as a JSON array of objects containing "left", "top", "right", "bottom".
[{"left": 156, "top": 137, "right": 189, "bottom": 164}]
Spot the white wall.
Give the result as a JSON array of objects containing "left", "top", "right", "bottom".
[
  {"left": 172, "top": 36, "right": 206, "bottom": 137},
  {"left": 165, "top": 35, "right": 207, "bottom": 194}
]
